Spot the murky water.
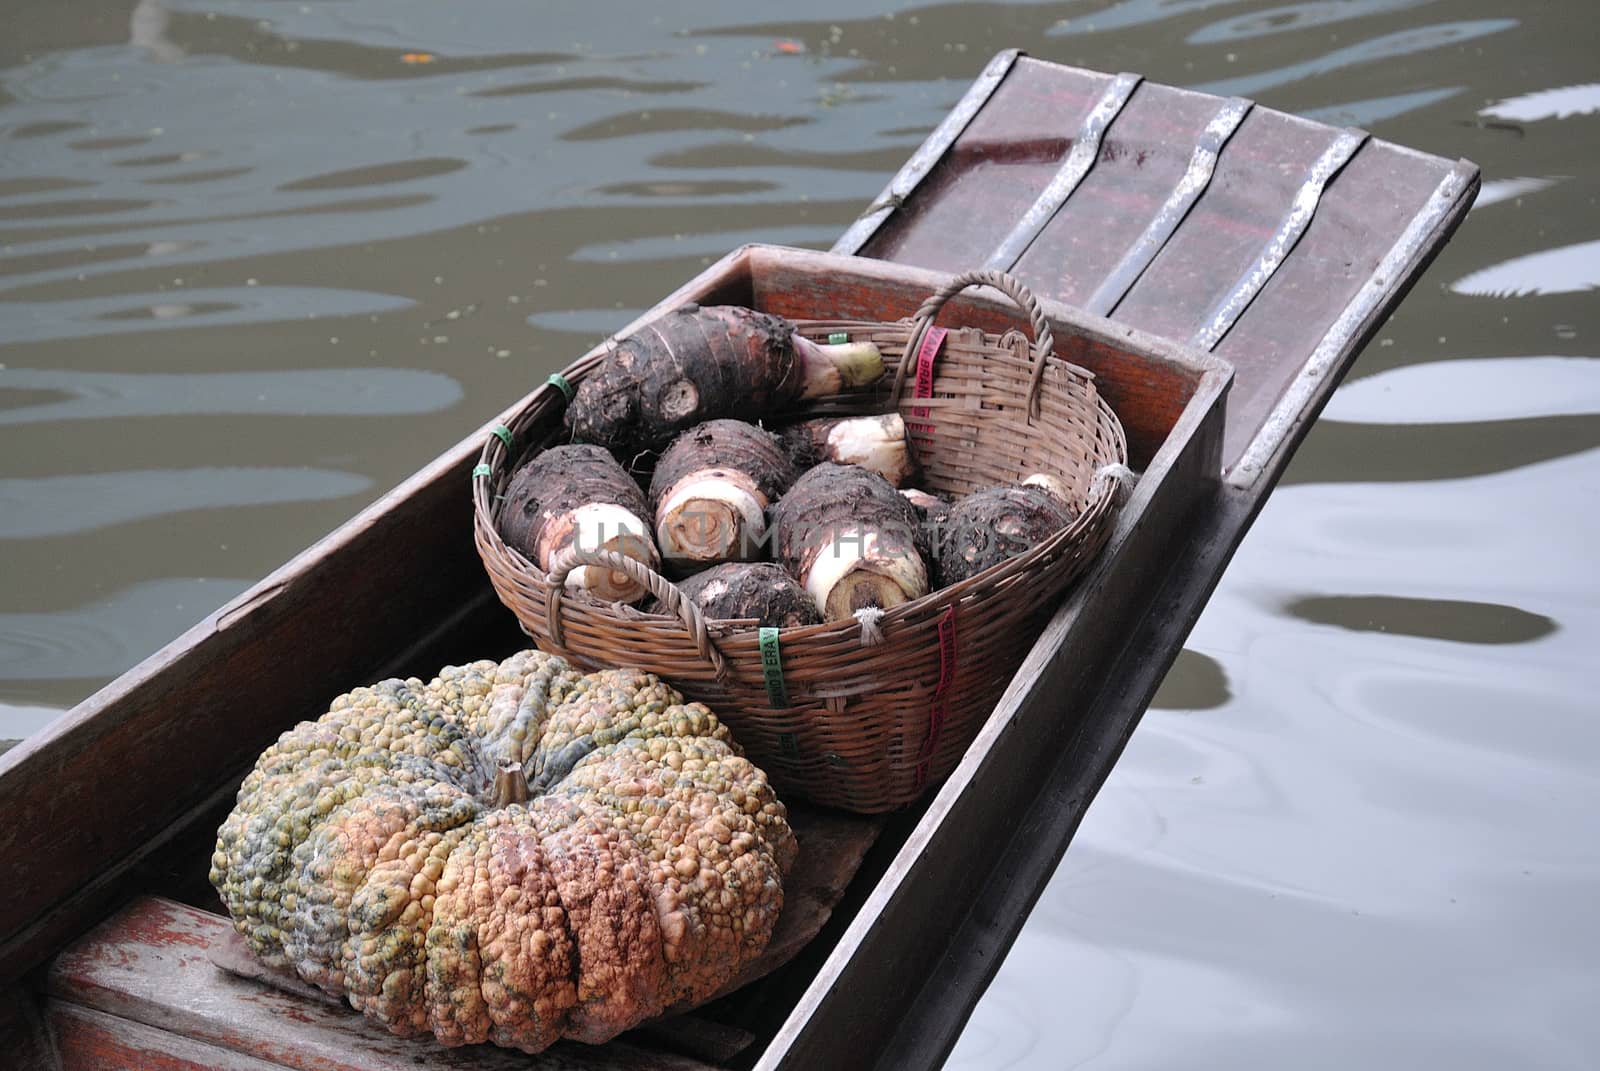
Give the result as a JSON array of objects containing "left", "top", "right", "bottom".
[{"left": 3, "top": 0, "right": 1596, "bottom": 1066}]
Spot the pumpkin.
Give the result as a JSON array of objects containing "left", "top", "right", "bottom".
[{"left": 210, "top": 650, "right": 797, "bottom": 1052}]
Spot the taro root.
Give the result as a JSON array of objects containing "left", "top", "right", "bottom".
[
  {"left": 770, "top": 463, "right": 928, "bottom": 621},
  {"left": 778, "top": 413, "right": 915, "bottom": 487},
  {"left": 499, "top": 444, "right": 658, "bottom": 603},
  {"left": 1021, "top": 471, "right": 1072, "bottom": 503},
  {"left": 937, "top": 482, "right": 1079, "bottom": 586},
  {"left": 900, "top": 486, "right": 953, "bottom": 565},
  {"left": 672, "top": 562, "right": 822, "bottom": 628},
  {"left": 565, "top": 304, "right": 885, "bottom": 453},
  {"left": 648, "top": 420, "right": 796, "bottom": 570}
]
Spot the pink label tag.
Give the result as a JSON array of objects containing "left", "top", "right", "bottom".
[
  {"left": 916, "top": 605, "right": 959, "bottom": 788},
  {"left": 909, "top": 326, "right": 947, "bottom": 434}
]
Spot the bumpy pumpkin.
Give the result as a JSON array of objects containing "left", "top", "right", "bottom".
[{"left": 210, "top": 650, "right": 797, "bottom": 1052}]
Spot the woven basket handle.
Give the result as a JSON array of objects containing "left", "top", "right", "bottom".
[
  {"left": 543, "top": 545, "right": 735, "bottom": 686},
  {"left": 893, "top": 269, "right": 1056, "bottom": 422}
]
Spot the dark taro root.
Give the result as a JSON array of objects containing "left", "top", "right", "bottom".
[
  {"left": 648, "top": 420, "right": 797, "bottom": 570},
  {"left": 499, "top": 444, "right": 659, "bottom": 603},
  {"left": 771, "top": 463, "right": 928, "bottom": 621},
  {"left": 672, "top": 562, "right": 822, "bottom": 628},
  {"left": 565, "top": 305, "right": 884, "bottom": 453},
  {"left": 937, "top": 481, "right": 1079, "bottom": 586},
  {"left": 900, "top": 486, "right": 953, "bottom": 565},
  {"left": 778, "top": 413, "right": 914, "bottom": 487}
]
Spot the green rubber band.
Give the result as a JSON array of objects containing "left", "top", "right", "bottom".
[
  {"left": 471, "top": 463, "right": 493, "bottom": 478},
  {"left": 758, "top": 626, "right": 789, "bottom": 708},
  {"left": 827, "top": 331, "right": 849, "bottom": 345},
  {"left": 546, "top": 373, "right": 575, "bottom": 402},
  {"left": 491, "top": 424, "right": 513, "bottom": 449}
]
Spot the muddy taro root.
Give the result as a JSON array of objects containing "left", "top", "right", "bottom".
[
  {"left": 648, "top": 419, "right": 797, "bottom": 571},
  {"left": 565, "top": 305, "right": 884, "bottom": 453},
  {"left": 900, "top": 486, "right": 953, "bottom": 565},
  {"left": 936, "top": 480, "right": 1078, "bottom": 586},
  {"left": 499, "top": 444, "right": 659, "bottom": 603},
  {"left": 778, "top": 413, "right": 915, "bottom": 488},
  {"left": 671, "top": 562, "right": 822, "bottom": 628},
  {"left": 771, "top": 463, "right": 928, "bottom": 621}
]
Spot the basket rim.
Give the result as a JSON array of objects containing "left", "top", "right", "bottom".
[{"left": 471, "top": 307, "right": 1129, "bottom": 644}]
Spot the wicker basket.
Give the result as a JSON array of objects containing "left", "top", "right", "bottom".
[{"left": 473, "top": 270, "right": 1128, "bottom": 813}]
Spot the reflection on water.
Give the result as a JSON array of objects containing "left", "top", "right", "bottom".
[
  {"left": 1481, "top": 83, "right": 1600, "bottom": 122},
  {"left": 3, "top": 0, "right": 1598, "bottom": 1066},
  {"left": 1322, "top": 356, "right": 1600, "bottom": 424},
  {"left": 1, "top": 287, "right": 414, "bottom": 343},
  {"left": 0, "top": 467, "right": 371, "bottom": 538},
  {"left": 1195, "top": 18, "right": 1517, "bottom": 98},
  {"left": 1283, "top": 594, "right": 1557, "bottom": 645},
  {"left": 1148, "top": 648, "right": 1231, "bottom": 711},
  {"left": 1452, "top": 239, "right": 1600, "bottom": 298},
  {"left": 0, "top": 577, "right": 248, "bottom": 689},
  {"left": 0, "top": 367, "right": 462, "bottom": 424},
  {"left": 1185, "top": 0, "right": 1435, "bottom": 45}
]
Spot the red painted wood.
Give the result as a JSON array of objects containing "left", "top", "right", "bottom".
[
  {"left": 1210, "top": 142, "right": 1453, "bottom": 462},
  {"left": 1072, "top": 108, "right": 1332, "bottom": 341},
  {"left": 859, "top": 62, "right": 1109, "bottom": 271},
  {"left": 48, "top": 897, "right": 719, "bottom": 1071},
  {"left": 1008, "top": 83, "right": 1228, "bottom": 308},
  {"left": 52, "top": 1003, "right": 285, "bottom": 1071}
]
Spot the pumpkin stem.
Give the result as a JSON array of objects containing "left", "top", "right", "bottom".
[{"left": 494, "top": 760, "right": 530, "bottom": 807}]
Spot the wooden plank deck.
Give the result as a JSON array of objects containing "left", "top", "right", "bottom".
[
  {"left": 35, "top": 800, "right": 883, "bottom": 1070},
  {"left": 47, "top": 898, "right": 718, "bottom": 1071},
  {"left": 845, "top": 55, "right": 1478, "bottom": 474}
]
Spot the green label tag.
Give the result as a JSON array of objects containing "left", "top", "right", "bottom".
[
  {"left": 827, "top": 331, "right": 849, "bottom": 345},
  {"left": 471, "top": 463, "right": 493, "bottom": 478},
  {"left": 491, "top": 424, "right": 513, "bottom": 449},
  {"left": 546, "top": 373, "right": 575, "bottom": 402},
  {"left": 758, "top": 626, "right": 789, "bottom": 708}
]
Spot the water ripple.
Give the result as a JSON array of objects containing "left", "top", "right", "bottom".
[
  {"left": 0, "top": 286, "right": 414, "bottom": 343},
  {"left": 567, "top": 223, "right": 838, "bottom": 262},
  {"left": 0, "top": 368, "right": 463, "bottom": 425},
  {"left": 1473, "top": 176, "right": 1559, "bottom": 208},
  {"left": 1050, "top": 0, "right": 1247, "bottom": 37},
  {"left": 1187, "top": 0, "right": 1434, "bottom": 44},
  {"left": 0, "top": 467, "right": 372, "bottom": 538},
  {"left": 1195, "top": 19, "right": 1517, "bottom": 98},
  {"left": 1284, "top": 594, "right": 1557, "bottom": 645},
  {"left": 1326, "top": 357, "right": 1600, "bottom": 424},
  {"left": 0, "top": 577, "right": 248, "bottom": 682},
  {"left": 1302, "top": 86, "right": 1461, "bottom": 128},
  {"left": 1481, "top": 83, "right": 1600, "bottom": 122},
  {"left": 1284, "top": 416, "right": 1600, "bottom": 483},
  {"left": 1451, "top": 240, "right": 1600, "bottom": 298}
]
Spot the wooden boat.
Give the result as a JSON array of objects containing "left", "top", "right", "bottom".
[{"left": 0, "top": 53, "right": 1476, "bottom": 1071}]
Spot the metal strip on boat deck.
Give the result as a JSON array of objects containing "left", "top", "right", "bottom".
[
  {"left": 1229, "top": 159, "right": 1478, "bottom": 484},
  {"left": 1083, "top": 97, "right": 1254, "bottom": 317},
  {"left": 1189, "top": 127, "right": 1368, "bottom": 350},
  {"left": 982, "top": 72, "right": 1143, "bottom": 272},
  {"left": 831, "top": 49, "right": 1020, "bottom": 257}
]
